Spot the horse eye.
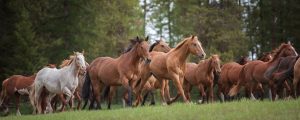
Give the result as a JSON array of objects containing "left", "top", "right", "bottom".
[
  {"left": 193, "top": 43, "right": 197, "bottom": 46},
  {"left": 161, "top": 45, "right": 165, "bottom": 47}
]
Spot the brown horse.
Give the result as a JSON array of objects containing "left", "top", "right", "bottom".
[
  {"left": 293, "top": 58, "right": 300, "bottom": 97},
  {"left": 264, "top": 56, "right": 299, "bottom": 99},
  {"left": 133, "top": 35, "right": 206, "bottom": 106},
  {"left": 181, "top": 55, "right": 221, "bottom": 103},
  {"left": 0, "top": 64, "right": 55, "bottom": 116},
  {"left": 229, "top": 43, "right": 298, "bottom": 101},
  {"left": 81, "top": 36, "right": 150, "bottom": 109},
  {"left": 105, "top": 39, "right": 171, "bottom": 108},
  {"left": 218, "top": 53, "right": 272, "bottom": 101}
]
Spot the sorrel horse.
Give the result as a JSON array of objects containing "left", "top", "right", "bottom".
[
  {"left": 111, "top": 39, "right": 171, "bottom": 108},
  {"left": 180, "top": 55, "right": 221, "bottom": 103},
  {"left": 264, "top": 56, "right": 299, "bottom": 99},
  {"left": 81, "top": 36, "right": 150, "bottom": 109},
  {"left": 218, "top": 53, "right": 272, "bottom": 101},
  {"left": 293, "top": 58, "right": 300, "bottom": 97},
  {"left": 229, "top": 43, "right": 298, "bottom": 100},
  {"left": 33, "top": 52, "right": 86, "bottom": 114},
  {"left": 0, "top": 64, "right": 56, "bottom": 116},
  {"left": 133, "top": 35, "right": 206, "bottom": 106}
]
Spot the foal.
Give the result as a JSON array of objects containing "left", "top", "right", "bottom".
[{"left": 182, "top": 55, "right": 221, "bottom": 103}]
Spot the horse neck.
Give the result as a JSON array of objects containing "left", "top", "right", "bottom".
[
  {"left": 198, "top": 59, "right": 213, "bottom": 75},
  {"left": 267, "top": 52, "right": 285, "bottom": 66},
  {"left": 64, "top": 60, "right": 80, "bottom": 78},
  {"left": 170, "top": 43, "right": 190, "bottom": 64},
  {"left": 123, "top": 47, "right": 141, "bottom": 66}
]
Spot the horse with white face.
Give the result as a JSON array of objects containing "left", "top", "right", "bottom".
[{"left": 33, "top": 52, "right": 86, "bottom": 114}]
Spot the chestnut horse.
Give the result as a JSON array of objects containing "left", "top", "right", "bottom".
[
  {"left": 293, "top": 58, "right": 300, "bottom": 97},
  {"left": 105, "top": 39, "right": 171, "bottom": 108},
  {"left": 229, "top": 43, "right": 298, "bottom": 101},
  {"left": 133, "top": 35, "right": 206, "bottom": 106},
  {"left": 218, "top": 53, "right": 272, "bottom": 102},
  {"left": 181, "top": 55, "right": 221, "bottom": 103},
  {"left": 81, "top": 36, "right": 150, "bottom": 109},
  {"left": 0, "top": 64, "right": 56, "bottom": 116}
]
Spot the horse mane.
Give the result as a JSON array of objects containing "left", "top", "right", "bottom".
[
  {"left": 269, "top": 43, "right": 290, "bottom": 63},
  {"left": 122, "top": 38, "right": 140, "bottom": 54},
  {"left": 59, "top": 55, "right": 75, "bottom": 68},
  {"left": 169, "top": 36, "right": 191, "bottom": 52},
  {"left": 149, "top": 40, "right": 160, "bottom": 52}
]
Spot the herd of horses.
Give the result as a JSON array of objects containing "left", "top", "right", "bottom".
[{"left": 0, "top": 35, "right": 299, "bottom": 116}]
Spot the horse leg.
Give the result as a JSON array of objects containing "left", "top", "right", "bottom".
[
  {"left": 159, "top": 80, "right": 167, "bottom": 105},
  {"left": 150, "top": 91, "right": 155, "bottom": 105},
  {"left": 208, "top": 83, "right": 214, "bottom": 103},
  {"left": 141, "top": 91, "right": 149, "bottom": 106},
  {"left": 133, "top": 73, "right": 152, "bottom": 107},
  {"left": 75, "top": 91, "right": 81, "bottom": 110},
  {"left": 93, "top": 83, "right": 103, "bottom": 110},
  {"left": 269, "top": 81, "right": 277, "bottom": 101},
  {"left": 120, "top": 77, "right": 133, "bottom": 107},
  {"left": 58, "top": 94, "right": 66, "bottom": 112},
  {"left": 171, "top": 74, "right": 189, "bottom": 104},
  {"left": 46, "top": 93, "right": 57, "bottom": 113},
  {"left": 15, "top": 94, "right": 21, "bottom": 116},
  {"left": 197, "top": 84, "right": 206, "bottom": 104},
  {"left": 107, "top": 86, "right": 116, "bottom": 109},
  {"left": 164, "top": 80, "right": 171, "bottom": 102},
  {"left": 293, "top": 77, "right": 299, "bottom": 98}
]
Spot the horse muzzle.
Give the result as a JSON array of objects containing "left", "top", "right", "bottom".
[{"left": 198, "top": 53, "right": 206, "bottom": 59}]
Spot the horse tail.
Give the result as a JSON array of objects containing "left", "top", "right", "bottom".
[
  {"left": 81, "top": 71, "right": 91, "bottom": 100},
  {"left": 228, "top": 66, "right": 246, "bottom": 97},
  {"left": 103, "top": 86, "right": 110, "bottom": 99},
  {"left": 0, "top": 79, "right": 8, "bottom": 106}
]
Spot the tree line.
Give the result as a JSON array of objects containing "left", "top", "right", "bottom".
[{"left": 0, "top": 0, "right": 299, "bottom": 88}]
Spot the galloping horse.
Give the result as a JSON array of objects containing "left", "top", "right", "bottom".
[
  {"left": 113, "top": 39, "right": 171, "bottom": 107},
  {"left": 81, "top": 36, "right": 150, "bottom": 109},
  {"left": 33, "top": 52, "right": 86, "bottom": 114},
  {"left": 218, "top": 53, "right": 272, "bottom": 101},
  {"left": 133, "top": 35, "right": 206, "bottom": 106},
  {"left": 181, "top": 55, "right": 221, "bottom": 103},
  {"left": 264, "top": 56, "right": 299, "bottom": 99},
  {"left": 293, "top": 58, "right": 300, "bottom": 97},
  {"left": 229, "top": 43, "right": 298, "bottom": 100},
  {"left": 0, "top": 64, "right": 55, "bottom": 115}
]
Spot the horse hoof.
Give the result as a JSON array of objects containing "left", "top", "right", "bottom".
[
  {"left": 161, "top": 102, "right": 167, "bottom": 106},
  {"left": 166, "top": 101, "right": 172, "bottom": 105},
  {"left": 197, "top": 99, "right": 203, "bottom": 104}
]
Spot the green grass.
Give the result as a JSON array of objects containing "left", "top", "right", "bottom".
[{"left": 2, "top": 99, "right": 300, "bottom": 120}]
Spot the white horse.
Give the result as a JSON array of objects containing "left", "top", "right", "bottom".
[{"left": 34, "top": 52, "right": 86, "bottom": 114}]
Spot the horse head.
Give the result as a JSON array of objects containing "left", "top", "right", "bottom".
[
  {"left": 135, "top": 36, "right": 151, "bottom": 62},
  {"left": 210, "top": 55, "right": 221, "bottom": 74},
  {"left": 187, "top": 35, "right": 206, "bottom": 59},
  {"left": 74, "top": 51, "right": 87, "bottom": 74},
  {"left": 150, "top": 39, "right": 171, "bottom": 53}
]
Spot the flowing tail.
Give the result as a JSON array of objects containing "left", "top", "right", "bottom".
[
  {"left": 0, "top": 79, "right": 8, "bottom": 106},
  {"left": 228, "top": 66, "right": 246, "bottom": 97},
  {"left": 81, "top": 71, "right": 91, "bottom": 99}
]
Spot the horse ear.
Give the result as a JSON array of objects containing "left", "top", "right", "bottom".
[
  {"left": 145, "top": 36, "right": 149, "bottom": 41},
  {"left": 191, "top": 35, "right": 195, "bottom": 40},
  {"left": 82, "top": 49, "right": 85, "bottom": 55},
  {"left": 287, "top": 41, "right": 291, "bottom": 45}
]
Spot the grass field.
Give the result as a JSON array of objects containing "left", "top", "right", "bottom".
[{"left": 1, "top": 99, "right": 300, "bottom": 120}]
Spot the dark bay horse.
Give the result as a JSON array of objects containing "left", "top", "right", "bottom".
[
  {"left": 264, "top": 56, "right": 299, "bottom": 99},
  {"left": 133, "top": 35, "right": 206, "bottom": 106},
  {"left": 82, "top": 36, "right": 150, "bottom": 109},
  {"left": 106, "top": 39, "right": 171, "bottom": 108},
  {"left": 229, "top": 43, "right": 298, "bottom": 100},
  {"left": 181, "top": 55, "right": 221, "bottom": 103}
]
